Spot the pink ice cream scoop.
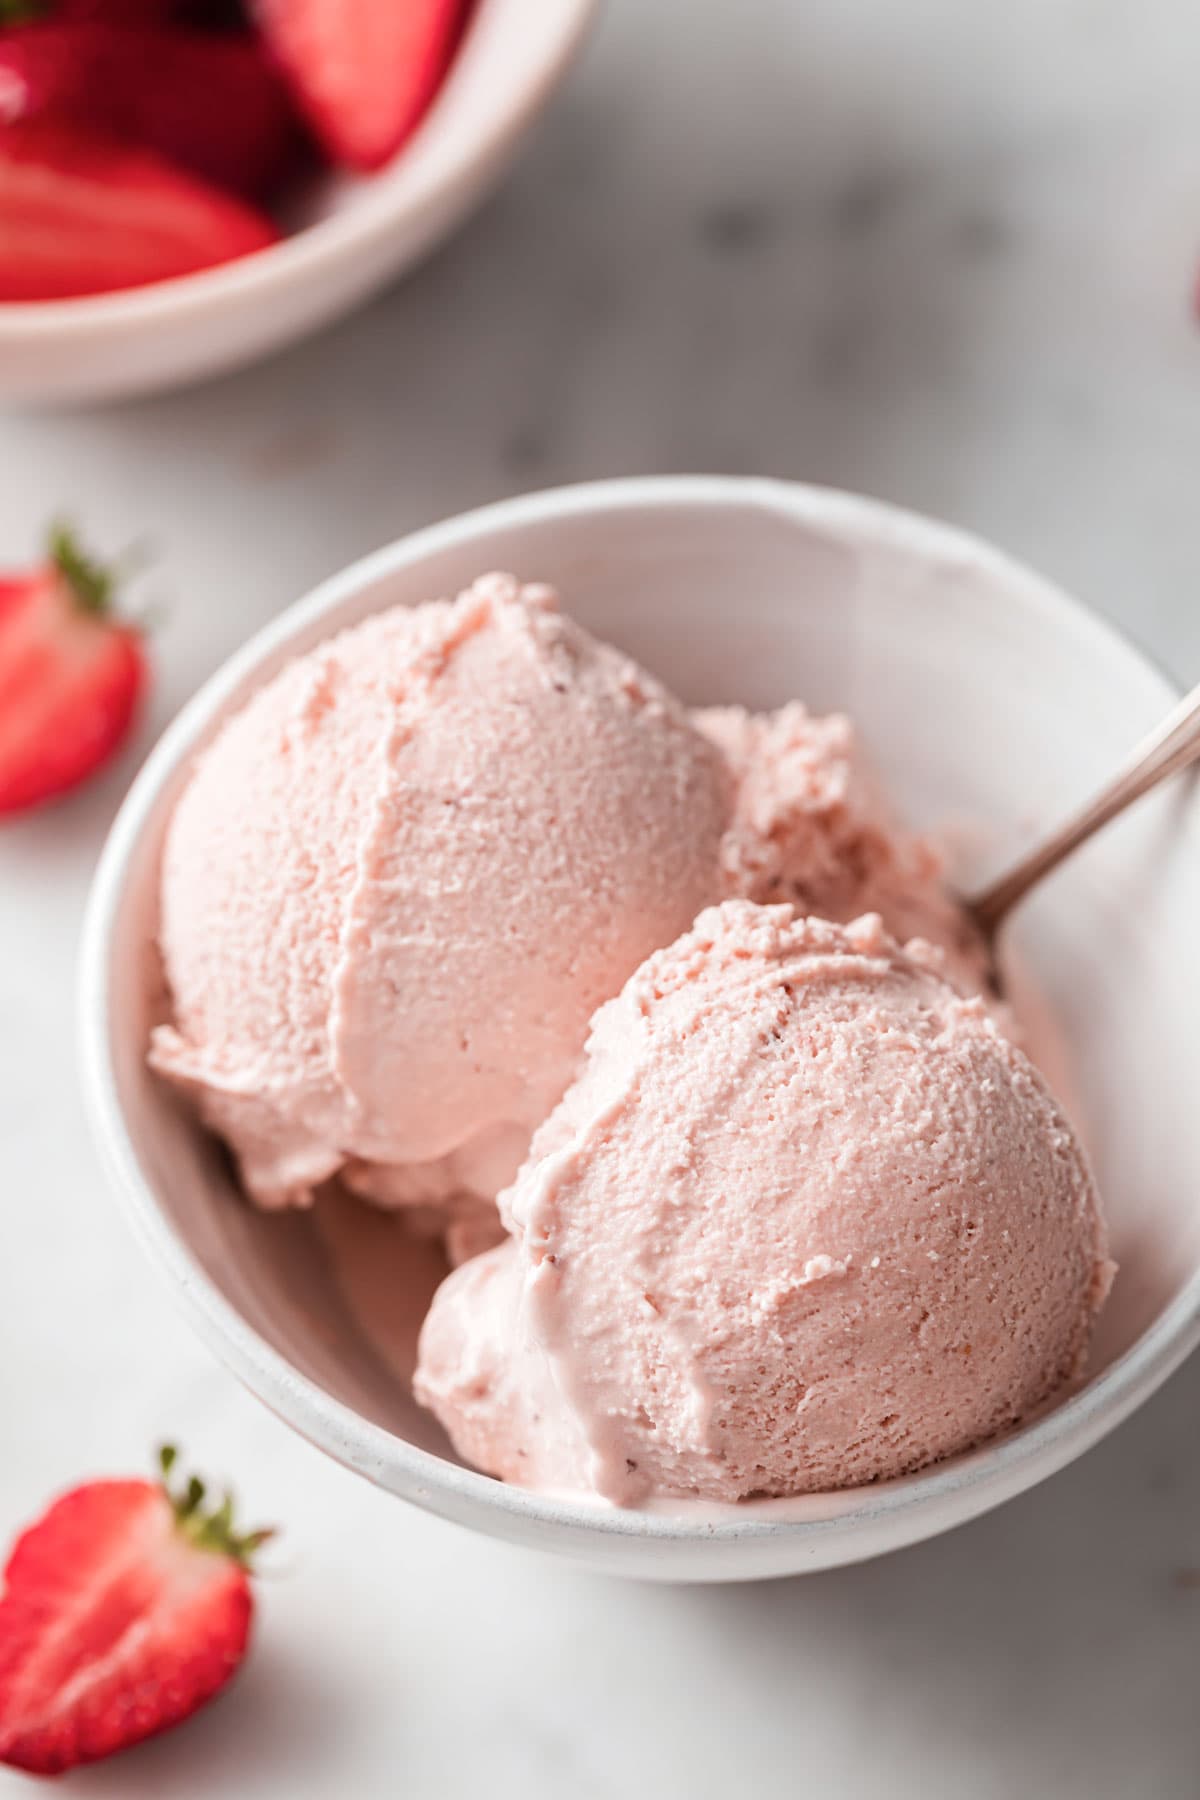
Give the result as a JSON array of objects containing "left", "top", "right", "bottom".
[
  {"left": 150, "top": 576, "right": 730, "bottom": 1210},
  {"left": 416, "top": 901, "right": 1112, "bottom": 1503},
  {"left": 700, "top": 703, "right": 991, "bottom": 997}
]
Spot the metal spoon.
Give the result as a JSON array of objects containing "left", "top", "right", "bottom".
[{"left": 967, "top": 676, "right": 1200, "bottom": 953}]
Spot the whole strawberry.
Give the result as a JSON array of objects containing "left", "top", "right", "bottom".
[
  {"left": 0, "top": 1446, "right": 273, "bottom": 1776},
  {"left": 0, "top": 521, "right": 150, "bottom": 814}
]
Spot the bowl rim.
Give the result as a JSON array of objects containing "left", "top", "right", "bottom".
[
  {"left": 0, "top": 0, "right": 597, "bottom": 342},
  {"left": 79, "top": 474, "right": 1200, "bottom": 1552}
]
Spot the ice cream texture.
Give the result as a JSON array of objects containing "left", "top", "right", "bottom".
[
  {"left": 151, "top": 575, "right": 730, "bottom": 1209},
  {"left": 151, "top": 574, "right": 1112, "bottom": 1503},
  {"left": 416, "top": 902, "right": 1112, "bottom": 1503},
  {"left": 153, "top": 581, "right": 991, "bottom": 1216},
  {"left": 700, "top": 702, "right": 991, "bottom": 997}
]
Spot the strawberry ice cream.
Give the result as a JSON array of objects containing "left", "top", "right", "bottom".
[
  {"left": 701, "top": 702, "right": 991, "bottom": 996},
  {"left": 416, "top": 902, "right": 1111, "bottom": 1502},
  {"left": 151, "top": 579, "right": 992, "bottom": 1233},
  {"left": 151, "top": 572, "right": 1111, "bottom": 1505},
  {"left": 151, "top": 575, "right": 730, "bottom": 1212}
]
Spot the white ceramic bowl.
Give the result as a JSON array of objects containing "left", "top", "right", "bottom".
[
  {"left": 0, "top": 0, "right": 595, "bottom": 407},
  {"left": 80, "top": 476, "right": 1200, "bottom": 1581}
]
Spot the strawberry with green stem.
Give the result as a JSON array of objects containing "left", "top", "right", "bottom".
[
  {"left": 0, "top": 1445, "right": 274, "bottom": 1776},
  {"left": 0, "top": 520, "right": 152, "bottom": 815}
]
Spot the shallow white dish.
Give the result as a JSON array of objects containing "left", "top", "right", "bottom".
[
  {"left": 80, "top": 476, "right": 1200, "bottom": 1581},
  {"left": 0, "top": 0, "right": 595, "bottom": 407}
]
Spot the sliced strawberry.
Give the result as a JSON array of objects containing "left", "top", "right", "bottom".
[
  {"left": 0, "top": 26, "right": 305, "bottom": 202},
  {"left": 0, "top": 1447, "right": 271, "bottom": 1776},
  {"left": 254, "top": 0, "right": 465, "bottom": 171},
  {"left": 0, "top": 121, "right": 279, "bottom": 301},
  {"left": 0, "top": 522, "right": 149, "bottom": 815}
]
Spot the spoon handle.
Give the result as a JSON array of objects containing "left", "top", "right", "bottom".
[{"left": 970, "top": 676, "right": 1200, "bottom": 937}]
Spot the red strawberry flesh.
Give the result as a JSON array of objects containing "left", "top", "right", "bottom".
[
  {"left": 0, "top": 26, "right": 305, "bottom": 201},
  {"left": 254, "top": 0, "right": 465, "bottom": 171},
  {"left": 0, "top": 1482, "right": 251, "bottom": 1774},
  {"left": 0, "top": 120, "right": 279, "bottom": 301},
  {"left": 0, "top": 1451, "right": 267, "bottom": 1776},
  {"left": 0, "top": 524, "right": 147, "bottom": 815}
]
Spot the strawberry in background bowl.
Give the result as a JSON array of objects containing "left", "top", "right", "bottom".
[{"left": 0, "top": 0, "right": 597, "bottom": 403}]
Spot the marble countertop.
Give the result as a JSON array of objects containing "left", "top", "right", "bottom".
[{"left": 2, "top": 0, "right": 1200, "bottom": 1793}]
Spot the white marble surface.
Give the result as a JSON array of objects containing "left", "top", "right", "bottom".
[{"left": 2, "top": 0, "right": 1200, "bottom": 1792}]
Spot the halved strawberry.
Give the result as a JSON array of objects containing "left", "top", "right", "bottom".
[
  {"left": 0, "top": 522, "right": 148, "bottom": 815},
  {"left": 0, "top": 1446, "right": 272, "bottom": 1776},
  {"left": 0, "top": 120, "right": 280, "bottom": 300},
  {"left": 254, "top": 0, "right": 465, "bottom": 171},
  {"left": 0, "top": 26, "right": 305, "bottom": 202}
]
